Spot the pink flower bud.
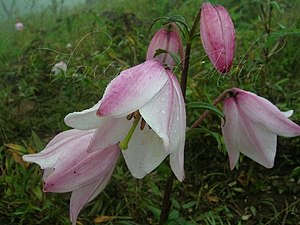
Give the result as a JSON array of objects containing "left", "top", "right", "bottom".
[
  {"left": 146, "top": 23, "right": 184, "bottom": 68},
  {"left": 200, "top": 2, "right": 235, "bottom": 73}
]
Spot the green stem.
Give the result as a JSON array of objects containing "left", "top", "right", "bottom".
[
  {"left": 119, "top": 116, "right": 140, "bottom": 150},
  {"left": 190, "top": 89, "right": 232, "bottom": 129},
  {"left": 159, "top": 6, "right": 202, "bottom": 225}
]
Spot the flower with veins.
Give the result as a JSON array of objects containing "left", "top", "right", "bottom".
[
  {"left": 222, "top": 88, "right": 300, "bottom": 169},
  {"left": 65, "top": 59, "right": 186, "bottom": 181},
  {"left": 200, "top": 2, "right": 235, "bottom": 73}
]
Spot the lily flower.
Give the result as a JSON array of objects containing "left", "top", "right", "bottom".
[
  {"left": 15, "top": 22, "right": 24, "bottom": 31},
  {"left": 146, "top": 23, "right": 184, "bottom": 69},
  {"left": 23, "top": 129, "right": 120, "bottom": 225},
  {"left": 222, "top": 88, "right": 300, "bottom": 169},
  {"left": 51, "top": 61, "right": 67, "bottom": 75},
  {"left": 65, "top": 60, "right": 186, "bottom": 181},
  {"left": 200, "top": 2, "right": 235, "bottom": 73}
]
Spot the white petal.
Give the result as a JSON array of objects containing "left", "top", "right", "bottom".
[
  {"left": 87, "top": 117, "right": 131, "bottom": 152},
  {"left": 221, "top": 98, "right": 240, "bottom": 170},
  {"left": 122, "top": 126, "right": 168, "bottom": 179},
  {"left": 64, "top": 101, "right": 102, "bottom": 130},
  {"left": 168, "top": 73, "right": 186, "bottom": 181},
  {"left": 282, "top": 110, "right": 293, "bottom": 118},
  {"left": 139, "top": 78, "right": 172, "bottom": 152}
]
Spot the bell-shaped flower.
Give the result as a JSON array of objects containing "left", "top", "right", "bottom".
[
  {"left": 146, "top": 23, "right": 184, "bottom": 69},
  {"left": 64, "top": 60, "right": 186, "bottom": 181},
  {"left": 22, "top": 129, "right": 120, "bottom": 225},
  {"left": 222, "top": 88, "right": 300, "bottom": 169},
  {"left": 51, "top": 61, "right": 67, "bottom": 75},
  {"left": 15, "top": 22, "right": 24, "bottom": 31},
  {"left": 200, "top": 2, "right": 235, "bottom": 73}
]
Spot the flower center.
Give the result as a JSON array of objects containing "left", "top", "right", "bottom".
[
  {"left": 119, "top": 111, "right": 150, "bottom": 150},
  {"left": 119, "top": 111, "right": 141, "bottom": 150}
]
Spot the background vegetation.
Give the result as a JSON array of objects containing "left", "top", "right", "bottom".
[{"left": 0, "top": 0, "right": 300, "bottom": 224}]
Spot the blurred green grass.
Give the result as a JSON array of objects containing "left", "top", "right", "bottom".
[{"left": 1, "top": 0, "right": 300, "bottom": 224}]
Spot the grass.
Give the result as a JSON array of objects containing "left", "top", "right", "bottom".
[{"left": 1, "top": 0, "right": 300, "bottom": 224}]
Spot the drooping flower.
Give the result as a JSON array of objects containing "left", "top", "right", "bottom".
[
  {"left": 146, "top": 23, "right": 184, "bottom": 69},
  {"left": 22, "top": 129, "right": 120, "bottom": 225},
  {"left": 15, "top": 22, "right": 24, "bottom": 31},
  {"left": 200, "top": 2, "right": 235, "bottom": 73},
  {"left": 51, "top": 61, "right": 67, "bottom": 75},
  {"left": 222, "top": 88, "right": 300, "bottom": 169},
  {"left": 65, "top": 59, "right": 186, "bottom": 181}
]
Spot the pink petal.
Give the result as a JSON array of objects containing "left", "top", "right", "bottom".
[
  {"left": 22, "top": 129, "right": 91, "bottom": 169},
  {"left": 233, "top": 88, "right": 300, "bottom": 137},
  {"left": 97, "top": 60, "right": 169, "bottom": 117},
  {"left": 44, "top": 143, "right": 120, "bottom": 193},
  {"left": 222, "top": 97, "right": 277, "bottom": 169},
  {"left": 200, "top": 2, "right": 235, "bottom": 73},
  {"left": 69, "top": 157, "right": 116, "bottom": 225},
  {"left": 146, "top": 25, "right": 184, "bottom": 68},
  {"left": 122, "top": 126, "right": 168, "bottom": 179},
  {"left": 64, "top": 101, "right": 102, "bottom": 130}
]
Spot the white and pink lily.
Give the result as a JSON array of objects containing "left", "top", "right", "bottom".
[
  {"left": 65, "top": 59, "right": 186, "bottom": 181},
  {"left": 222, "top": 88, "right": 300, "bottom": 169},
  {"left": 146, "top": 23, "right": 184, "bottom": 68},
  {"left": 51, "top": 61, "right": 67, "bottom": 75},
  {"left": 200, "top": 2, "right": 235, "bottom": 73},
  {"left": 22, "top": 129, "right": 120, "bottom": 225},
  {"left": 15, "top": 22, "right": 24, "bottom": 31}
]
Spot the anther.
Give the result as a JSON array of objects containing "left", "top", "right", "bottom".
[{"left": 140, "top": 119, "right": 146, "bottom": 130}]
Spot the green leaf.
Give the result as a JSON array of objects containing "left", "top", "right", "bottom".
[
  {"left": 182, "top": 201, "right": 196, "bottom": 209},
  {"left": 33, "top": 186, "right": 43, "bottom": 202},
  {"left": 187, "top": 101, "right": 224, "bottom": 119},
  {"left": 186, "top": 128, "right": 223, "bottom": 151},
  {"left": 290, "top": 166, "right": 300, "bottom": 178},
  {"left": 31, "top": 131, "right": 44, "bottom": 151},
  {"left": 145, "top": 205, "right": 161, "bottom": 220},
  {"left": 154, "top": 49, "right": 181, "bottom": 66}
]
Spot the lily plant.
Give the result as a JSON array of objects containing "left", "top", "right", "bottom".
[{"left": 21, "top": 1, "right": 300, "bottom": 225}]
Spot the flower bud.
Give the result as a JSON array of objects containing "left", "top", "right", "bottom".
[
  {"left": 146, "top": 23, "right": 184, "bottom": 69},
  {"left": 200, "top": 2, "right": 235, "bottom": 73}
]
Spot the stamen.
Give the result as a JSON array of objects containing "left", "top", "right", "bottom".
[
  {"left": 127, "top": 113, "right": 134, "bottom": 120},
  {"left": 140, "top": 119, "right": 146, "bottom": 130},
  {"left": 119, "top": 115, "right": 141, "bottom": 150},
  {"left": 133, "top": 111, "right": 140, "bottom": 119}
]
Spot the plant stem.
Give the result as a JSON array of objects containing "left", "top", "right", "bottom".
[
  {"left": 180, "top": 7, "right": 202, "bottom": 100},
  {"left": 158, "top": 174, "right": 175, "bottom": 224},
  {"left": 190, "top": 89, "right": 232, "bottom": 129},
  {"left": 159, "top": 6, "right": 202, "bottom": 225}
]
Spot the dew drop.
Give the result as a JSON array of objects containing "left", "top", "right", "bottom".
[{"left": 161, "top": 109, "right": 166, "bottom": 114}]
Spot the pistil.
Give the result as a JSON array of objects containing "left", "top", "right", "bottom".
[{"left": 119, "top": 114, "right": 141, "bottom": 150}]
